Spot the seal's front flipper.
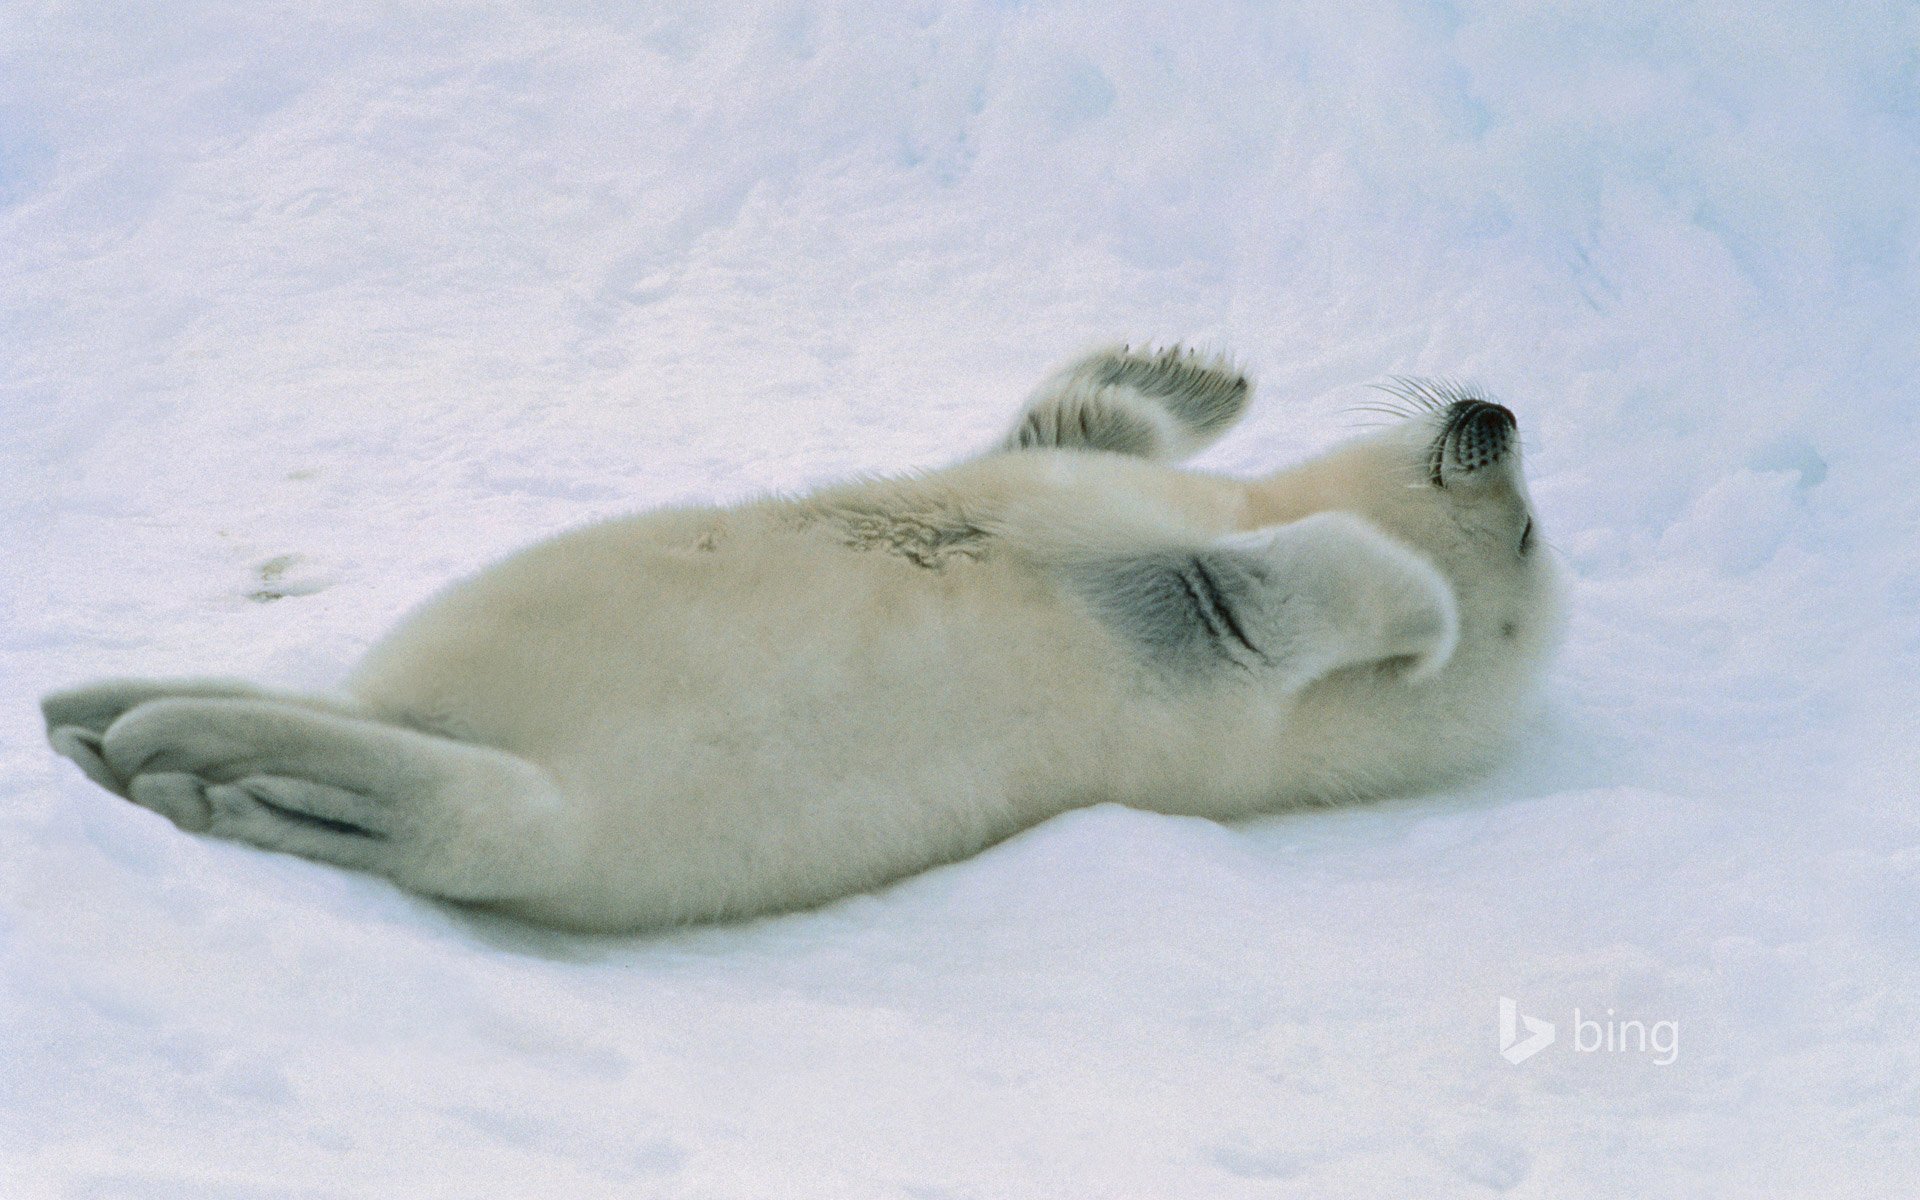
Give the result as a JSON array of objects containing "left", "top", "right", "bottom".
[
  {"left": 1003, "top": 344, "right": 1250, "bottom": 461},
  {"left": 1077, "top": 512, "right": 1459, "bottom": 691}
]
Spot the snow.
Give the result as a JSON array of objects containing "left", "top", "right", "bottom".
[{"left": 3, "top": 2, "right": 1917, "bottom": 1196}]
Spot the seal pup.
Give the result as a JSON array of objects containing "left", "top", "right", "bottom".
[{"left": 43, "top": 347, "right": 1560, "bottom": 930}]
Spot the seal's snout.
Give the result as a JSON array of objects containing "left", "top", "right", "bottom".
[{"left": 1432, "top": 400, "right": 1517, "bottom": 485}]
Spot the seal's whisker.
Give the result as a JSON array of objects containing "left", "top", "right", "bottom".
[
  {"left": 1343, "top": 403, "right": 1424, "bottom": 421},
  {"left": 1373, "top": 376, "right": 1500, "bottom": 416}
]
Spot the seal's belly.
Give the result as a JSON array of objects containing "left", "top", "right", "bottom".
[{"left": 346, "top": 502, "right": 1120, "bottom": 804}]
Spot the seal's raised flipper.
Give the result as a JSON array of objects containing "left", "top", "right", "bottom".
[
  {"left": 1003, "top": 344, "right": 1250, "bottom": 461},
  {"left": 80, "top": 696, "right": 568, "bottom": 903},
  {"left": 1075, "top": 512, "right": 1459, "bottom": 691}
]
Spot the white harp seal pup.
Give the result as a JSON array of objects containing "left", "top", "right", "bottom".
[{"left": 43, "top": 348, "right": 1561, "bottom": 931}]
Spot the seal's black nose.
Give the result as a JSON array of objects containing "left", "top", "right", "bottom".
[{"left": 1434, "top": 400, "right": 1518, "bottom": 484}]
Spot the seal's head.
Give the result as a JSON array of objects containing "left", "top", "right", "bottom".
[
  {"left": 1370, "top": 380, "right": 1559, "bottom": 666},
  {"left": 1253, "top": 379, "right": 1562, "bottom": 692}
]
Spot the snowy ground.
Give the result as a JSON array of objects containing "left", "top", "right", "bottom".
[{"left": 4, "top": 3, "right": 1918, "bottom": 1196}]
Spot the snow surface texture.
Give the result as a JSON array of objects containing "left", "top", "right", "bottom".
[{"left": 4, "top": 3, "right": 1918, "bottom": 1197}]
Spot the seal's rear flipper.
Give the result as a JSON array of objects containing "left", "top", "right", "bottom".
[
  {"left": 58, "top": 695, "right": 571, "bottom": 904},
  {"left": 44, "top": 679, "right": 279, "bottom": 797},
  {"left": 43, "top": 677, "right": 370, "bottom": 798},
  {"left": 1003, "top": 344, "right": 1250, "bottom": 461}
]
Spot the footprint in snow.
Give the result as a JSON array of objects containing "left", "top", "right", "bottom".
[{"left": 248, "top": 553, "right": 333, "bottom": 603}]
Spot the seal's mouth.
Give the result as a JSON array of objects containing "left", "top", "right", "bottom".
[{"left": 1429, "top": 399, "right": 1518, "bottom": 487}]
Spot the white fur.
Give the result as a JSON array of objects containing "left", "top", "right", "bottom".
[{"left": 43, "top": 355, "right": 1561, "bottom": 931}]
